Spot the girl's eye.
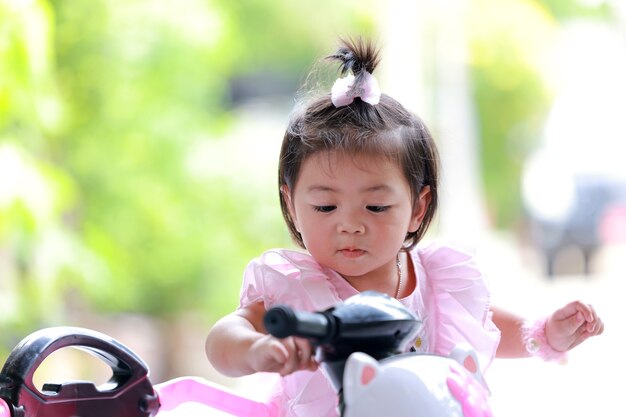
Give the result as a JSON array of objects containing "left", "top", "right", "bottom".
[
  {"left": 367, "top": 205, "right": 390, "bottom": 213},
  {"left": 313, "top": 205, "right": 336, "bottom": 213}
]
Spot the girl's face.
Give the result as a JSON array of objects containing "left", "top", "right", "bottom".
[{"left": 283, "top": 151, "right": 430, "bottom": 289}]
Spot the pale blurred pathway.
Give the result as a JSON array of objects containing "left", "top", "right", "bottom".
[{"left": 476, "top": 233, "right": 623, "bottom": 417}]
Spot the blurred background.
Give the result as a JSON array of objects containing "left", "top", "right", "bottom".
[{"left": 1, "top": 0, "right": 625, "bottom": 415}]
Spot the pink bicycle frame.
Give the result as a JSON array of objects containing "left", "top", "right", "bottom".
[{"left": 154, "top": 376, "right": 278, "bottom": 416}]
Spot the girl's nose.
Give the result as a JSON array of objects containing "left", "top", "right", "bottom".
[{"left": 337, "top": 214, "right": 365, "bottom": 234}]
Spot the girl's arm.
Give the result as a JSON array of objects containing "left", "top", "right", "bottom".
[
  {"left": 205, "top": 301, "right": 318, "bottom": 377},
  {"left": 491, "top": 302, "right": 604, "bottom": 359},
  {"left": 490, "top": 306, "right": 529, "bottom": 358},
  {"left": 205, "top": 302, "right": 267, "bottom": 377}
]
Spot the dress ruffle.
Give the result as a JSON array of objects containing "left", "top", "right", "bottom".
[{"left": 414, "top": 242, "right": 500, "bottom": 372}]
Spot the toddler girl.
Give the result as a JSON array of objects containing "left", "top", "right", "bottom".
[{"left": 205, "top": 37, "right": 603, "bottom": 417}]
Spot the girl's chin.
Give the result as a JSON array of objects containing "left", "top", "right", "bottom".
[{"left": 333, "top": 264, "right": 371, "bottom": 280}]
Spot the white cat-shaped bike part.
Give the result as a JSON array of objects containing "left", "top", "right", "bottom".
[{"left": 342, "top": 344, "right": 492, "bottom": 417}]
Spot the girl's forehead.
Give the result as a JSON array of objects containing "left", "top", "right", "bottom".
[
  {"left": 304, "top": 150, "right": 398, "bottom": 175},
  {"left": 293, "top": 151, "right": 411, "bottom": 196}
]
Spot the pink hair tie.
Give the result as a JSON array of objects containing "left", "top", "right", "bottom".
[
  {"left": 331, "top": 71, "right": 381, "bottom": 107},
  {"left": 522, "top": 317, "right": 568, "bottom": 363}
]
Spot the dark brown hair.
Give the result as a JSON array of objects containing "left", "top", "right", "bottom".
[{"left": 279, "top": 37, "right": 439, "bottom": 250}]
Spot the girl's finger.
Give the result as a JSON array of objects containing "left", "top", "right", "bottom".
[
  {"left": 279, "top": 338, "right": 300, "bottom": 376},
  {"left": 295, "top": 338, "right": 313, "bottom": 369}
]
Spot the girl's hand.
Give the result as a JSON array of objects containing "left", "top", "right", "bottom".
[
  {"left": 247, "top": 334, "right": 318, "bottom": 376},
  {"left": 545, "top": 301, "right": 604, "bottom": 352}
]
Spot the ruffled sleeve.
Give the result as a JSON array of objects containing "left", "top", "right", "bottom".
[
  {"left": 238, "top": 249, "right": 345, "bottom": 416},
  {"left": 239, "top": 249, "right": 346, "bottom": 313},
  {"left": 415, "top": 242, "right": 501, "bottom": 372}
]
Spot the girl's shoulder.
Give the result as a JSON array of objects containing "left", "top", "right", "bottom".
[
  {"left": 410, "top": 239, "right": 490, "bottom": 324},
  {"left": 241, "top": 249, "right": 347, "bottom": 311},
  {"left": 248, "top": 248, "right": 326, "bottom": 275},
  {"left": 411, "top": 240, "right": 483, "bottom": 281},
  {"left": 410, "top": 240, "right": 499, "bottom": 370}
]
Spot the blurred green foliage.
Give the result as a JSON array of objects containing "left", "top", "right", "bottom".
[
  {"left": 467, "top": 0, "right": 555, "bottom": 227},
  {"left": 468, "top": 0, "right": 611, "bottom": 227},
  {"left": 0, "top": 0, "right": 375, "bottom": 342},
  {"left": 0, "top": 0, "right": 614, "bottom": 362}
]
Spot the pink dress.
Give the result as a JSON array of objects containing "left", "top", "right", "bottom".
[{"left": 238, "top": 241, "right": 501, "bottom": 417}]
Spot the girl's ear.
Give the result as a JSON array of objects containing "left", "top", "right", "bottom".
[
  {"left": 408, "top": 186, "right": 432, "bottom": 233},
  {"left": 281, "top": 185, "right": 300, "bottom": 232}
]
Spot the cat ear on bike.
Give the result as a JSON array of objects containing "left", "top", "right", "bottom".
[{"left": 448, "top": 343, "right": 491, "bottom": 395}]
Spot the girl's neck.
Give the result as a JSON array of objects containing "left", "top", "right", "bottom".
[
  {"left": 341, "top": 252, "right": 414, "bottom": 298},
  {"left": 397, "top": 251, "right": 416, "bottom": 298}
]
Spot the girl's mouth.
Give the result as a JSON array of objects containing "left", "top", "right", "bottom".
[{"left": 340, "top": 249, "right": 365, "bottom": 258}]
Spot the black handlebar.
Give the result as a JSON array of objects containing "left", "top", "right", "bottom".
[
  {"left": 264, "top": 305, "right": 337, "bottom": 341},
  {"left": 263, "top": 291, "right": 421, "bottom": 354},
  {"left": 262, "top": 291, "right": 422, "bottom": 395}
]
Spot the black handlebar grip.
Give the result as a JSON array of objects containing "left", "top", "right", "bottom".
[{"left": 264, "top": 305, "right": 335, "bottom": 341}]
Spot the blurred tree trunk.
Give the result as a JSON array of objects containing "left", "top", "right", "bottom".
[{"left": 431, "top": 0, "right": 488, "bottom": 240}]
